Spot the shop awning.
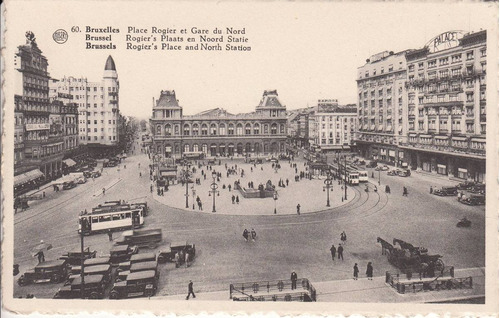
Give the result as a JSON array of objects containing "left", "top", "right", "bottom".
[
  {"left": 63, "top": 158, "right": 77, "bottom": 167},
  {"left": 14, "top": 169, "right": 44, "bottom": 187}
]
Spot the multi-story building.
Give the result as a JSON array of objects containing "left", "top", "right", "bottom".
[
  {"left": 400, "top": 30, "right": 486, "bottom": 182},
  {"left": 355, "top": 51, "right": 409, "bottom": 165},
  {"left": 309, "top": 100, "right": 357, "bottom": 153},
  {"left": 287, "top": 109, "right": 312, "bottom": 148},
  {"left": 14, "top": 32, "right": 64, "bottom": 180},
  {"left": 49, "top": 55, "right": 120, "bottom": 150},
  {"left": 150, "top": 90, "right": 288, "bottom": 158}
]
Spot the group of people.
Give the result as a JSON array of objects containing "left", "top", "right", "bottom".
[
  {"left": 353, "top": 262, "right": 373, "bottom": 280},
  {"left": 242, "top": 228, "right": 257, "bottom": 242}
]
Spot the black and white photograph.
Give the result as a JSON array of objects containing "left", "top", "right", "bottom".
[{"left": 1, "top": 1, "right": 498, "bottom": 316}]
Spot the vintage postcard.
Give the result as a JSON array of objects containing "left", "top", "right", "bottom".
[{"left": 1, "top": 0, "right": 498, "bottom": 317}]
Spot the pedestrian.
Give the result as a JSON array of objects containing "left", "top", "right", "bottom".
[
  {"left": 251, "top": 228, "right": 257, "bottom": 241},
  {"left": 353, "top": 263, "right": 359, "bottom": 280},
  {"left": 236, "top": 195, "right": 240, "bottom": 204},
  {"left": 232, "top": 195, "right": 235, "bottom": 204},
  {"left": 174, "top": 252, "right": 180, "bottom": 268},
  {"left": 199, "top": 201, "right": 203, "bottom": 210},
  {"left": 161, "top": 188, "right": 164, "bottom": 196},
  {"left": 185, "top": 251, "right": 190, "bottom": 268},
  {"left": 430, "top": 186, "right": 433, "bottom": 194},
  {"left": 102, "top": 187, "right": 106, "bottom": 196},
  {"left": 337, "top": 244, "right": 344, "bottom": 260},
  {"left": 150, "top": 184, "right": 153, "bottom": 193},
  {"left": 186, "top": 280, "right": 196, "bottom": 300},
  {"left": 286, "top": 178, "right": 289, "bottom": 186},
  {"left": 403, "top": 186, "right": 408, "bottom": 197},
  {"left": 342, "top": 231, "right": 347, "bottom": 244},
  {"left": 139, "top": 172, "right": 142, "bottom": 177},
  {"left": 228, "top": 184, "right": 231, "bottom": 191},
  {"left": 330, "top": 244, "right": 336, "bottom": 261},
  {"left": 290, "top": 271, "right": 298, "bottom": 290},
  {"left": 243, "top": 229, "right": 249, "bottom": 242},
  {"left": 366, "top": 262, "right": 373, "bottom": 280},
  {"left": 296, "top": 204, "right": 301, "bottom": 215},
  {"left": 107, "top": 229, "right": 113, "bottom": 241},
  {"left": 42, "top": 191, "right": 45, "bottom": 198},
  {"left": 35, "top": 251, "right": 45, "bottom": 263}
]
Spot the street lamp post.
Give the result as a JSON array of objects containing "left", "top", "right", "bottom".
[
  {"left": 323, "top": 174, "right": 333, "bottom": 207},
  {"left": 183, "top": 163, "right": 190, "bottom": 209},
  {"left": 378, "top": 168, "right": 381, "bottom": 186},
  {"left": 191, "top": 186, "right": 196, "bottom": 210},
  {"left": 209, "top": 171, "right": 219, "bottom": 213},
  {"left": 273, "top": 191, "right": 278, "bottom": 214},
  {"left": 80, "top": 226, "right": 85, "bottom": 298},
  {"left": 344, "top": 155, "right": 348, "bottom": 200}
]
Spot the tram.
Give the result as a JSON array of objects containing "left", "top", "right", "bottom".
[
  {"left": 329, "top": 163, "right": 360, "bottom": 186},
  {"left": 78, "top": 206, "right": 144, "bottom": 235}
]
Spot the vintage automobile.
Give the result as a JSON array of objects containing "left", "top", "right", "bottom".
[
  {"left": 469, "top": 183, "right": 485, "bottom": 194},
  {"left": 130, "top": 252, "right": 156, "bottom": 264},
  {"left": 397, "top": 169, "right": 411, "bottom": 177},
  {"left": 91, "top": 171, "right": 102, "bottom": 178},
  {"left": 457, "top": 217, "right": 472, "bottom": 228},
  {"left": 109, "top": 245, "right": 139, "bottom": 265},
  {"left": 375, "top": 165, "right": 389, "bottom": 171},
  {"left": 18, "top": 259, "right": 69, "bottom": 286},
  {"left": 433, "top": 186, "right": 458, "bottom": 197},
  {"left": 70, "top": 257, "right": 111, "bottom": 275},
  {"left": 207, "top": 159, "right": 216, "bottom": 165},
  {"left": 60, "top": 247, "right": 97, "bottom": 266},
  {"left": 366, "top": 161, "right": 378, "bottom": 168},
  {"left": 158, "top": 242, "right": 196, "bottom": 264},
  {"left": 62, "top": 181, "right": 77, "bottom": 190},
  {"left": 54, "top": 274, "right": 107, "bottom": 299},
  {"left": 114, "top": 229, "right": 163, "bottom": 249},
  {"left": 387, "top": 169, "right": 400, "bottom": 176},
  {"left": 457, "top": 181, "right": 476, "bottom": 190},
  {"left": 129, "top": 261, "right": 160, "bottom": 279},
  {"left": 459, "top": 193, "right": 485, "bottom": 206},
  {"left": 109, "top": 270, "right": 158, "bottom": 299}
]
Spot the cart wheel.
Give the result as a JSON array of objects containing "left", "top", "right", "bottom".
[
  {"left": 89, "top": 292, "right": 99, "bottom": 299},
  {"left": 109, "top": 291, "right": 120, "bottom": 299}
]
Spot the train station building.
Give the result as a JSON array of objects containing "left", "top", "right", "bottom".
[{"left": 150, "top": 89, "right": 288, "bottom": 158}]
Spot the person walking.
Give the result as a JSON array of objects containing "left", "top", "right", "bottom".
[
  {"left": 290, "top": 271, "right": 298, "bottom": 290},
  {"left": 341, "top": 231, "right": 347, "bottom": 245},
  {"left": 107, "top": 229, "right": 113, "bottom": 241},
  {"left": 251, "top": 228, "right": 257, "bottom": 241},
  {"left": 242, "top": 229, "right": 249, "bottom": 242},
  {"left": 232, "top": 195, "right": 235, "bottom": 204},
  {"left": 429, "top": 186, "right": 433, "bottom": 194},
  {"left": 174, "top": 252, "right": 180, "bottom": 268},
  {"left": 337, "top": 244, "right": 344, "bottom": 260},
  {"left": 186, "top": 280, "right": 196, "bottom": 300},
  {"left": 185, "top": 251, "right": 190, "bottom": 268},
  {"left": 296, "top": 204, "right": 301, "bottom": 215},
  {"left": 403, "top": 186, "right": 408, "bottom": 197},
  {"left": 150, "top": 184, "right": 153, "bottom": 193},
  {"left": 102, "top": 188, "right": 106, "bottom": 196},
  {"left": 35, "top": 251, "right": 45, "bottom": 263},
  {"left": 366, "top": 262, "right": 373, "bottom": 280},
  {"left": 236, "top": 195, "right": 240, "bottom": 204},
  {"left": 330, "top": 244, "right": 336, "bottom": 261},
  {"left": 353, "top": 263, "right": 359, "bottom": 280}
]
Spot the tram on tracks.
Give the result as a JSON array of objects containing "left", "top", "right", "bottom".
[
  {"left": 329, "top": 163, "right": 360, "bottom": 186},
  {"left": 78, "top": 202, "right": 145, "bottom": 235}
]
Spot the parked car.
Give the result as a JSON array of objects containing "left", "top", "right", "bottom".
[
  {"left": 18, "top": 260, "right": 69, "bottom": 286},
  {"left": 54, "top": 274, "right": 107, "bottom": 299},
  {"left": 115, "top": 270, "right": 130, "bottom": 282},
  {"left": 129, "top": 261, "right": 160, "bottom": 279},
  {"left": 70, "top": 257, "right": 111, "bottom": 275},
  {"left": 387, "top": 169, "right": 399, "bottom": 176},
  {"left": 457, "top": 181, "right": 476, "bottom": 190},
  {"left": 397, "top": 169, "right": 411, "bottom": 177},
  {"left": 366, "top": 161, "right": 378, "bottom": 168},
  {"left": 114, "top": 229, "right": 163, "bottom": 249},
  {"left": 60, "top": 247, "right": 97, "bottom": 266},
  {"left": 158, "top": 242, "right": 196, "bottom": 263},
  {"left": 469, "top": 183, "right": 485, "bottom": 194},
  {"left": 91, "top": 171, "right": 102, "bottom": 178},
  {"left": 109, "top": 270, "right": 158, "bottom": 299},
  {"left": 433, "top": 186, "right": 458, "bottom": 196},
  {"left": 459, "top": 193, "right": 485, "bottom": 206},
  {"left": 109, "top": 245, "right": 139, "bottom": 265},
  {"left": 130, "top": 252, "right": 156, "bottom": 264},
  {"left": 62, "top": 181, "right": 77, "bottom": 190}
]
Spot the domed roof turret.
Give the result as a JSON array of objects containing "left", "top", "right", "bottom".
[{"left": 104, "top": 55, "right": 116, "bottom": 71}]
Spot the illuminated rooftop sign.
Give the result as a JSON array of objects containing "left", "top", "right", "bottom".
[{"left": 425, "top": 31, "right": 465, "bottom": 53}]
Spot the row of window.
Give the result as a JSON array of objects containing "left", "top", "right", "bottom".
[
  {"left": 80, "top": 135, "right": 116, "bottom": 141},
  {"left": 80, "top": 127, "right": 116, "bottom": 133},
  {"left": 155, "top": 123, "right": 286, "bottom": 136}
]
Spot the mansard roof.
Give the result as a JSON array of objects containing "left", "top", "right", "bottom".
[
  {"left": 156, "top": 90, "right": 181, "bottom": 108},
  {"left": 257, "top": 90, "right": 285, "bottom": 109}
]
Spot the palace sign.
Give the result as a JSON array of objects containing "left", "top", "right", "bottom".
[
  {"left": 426, "top": 31, "right": 465, "bottom": 53},
  {"left": 26, "top": 123, "right": 50, "bottom": 131}
]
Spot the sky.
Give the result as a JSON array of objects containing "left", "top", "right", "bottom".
[{"left": 5, "top": 1, "right": 497, "bottom": 119}]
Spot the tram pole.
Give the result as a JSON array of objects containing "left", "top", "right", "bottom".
[
  {"left": 344, "top": 155, "right": 347, "bottom": 200},
  {"left": 80, "top": 227, "right": 85, "bottom": 299}
]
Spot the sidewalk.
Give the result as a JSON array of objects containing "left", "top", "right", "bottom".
[{"left": 157, "top": 267, "right": 485, "bottom": 303}]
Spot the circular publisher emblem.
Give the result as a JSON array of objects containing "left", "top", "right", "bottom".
[{"left": 53, "top": 29, "right": 68, "bottom": 44}]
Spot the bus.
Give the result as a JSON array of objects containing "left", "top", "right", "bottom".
[{"left": 78, "top": 207, "right": 144, "bottom": 235}]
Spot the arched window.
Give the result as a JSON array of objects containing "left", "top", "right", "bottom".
[
  {"left": 219, "top": 123, "right": 226, "bottom": 135},
  {"left": 236, "top": 123, "right": 243, "bottom": 135},
  {"left": 165, "top": 124, "right": 172, "bottom": 136},
  {"left": 193, "top": 144, "right": 199, "bottom": 152},
  {"left": 271, "top": 123, "right": 277, "bottom": 135},
  {"left": 192, "top": 124, "right": 199, "bottom": 136},
  {"left": 263, "top": 124, "right": 269, "bottom": 134},
  {"left": 210, "top": 123, "right": 217, "bottom": 135},
  {"left": 201, "top": 124, "right": 208, "bottom": 135},
  {"left": 156, "top": 125, "right": 162, "bottom": 135},
  {"left": 228, "top": 124, "right": 234, "bottom": 135},
  {"left": 175, "top": 144, "right": 180, "bottom": 154},
  {"left": 183, "top": 124, "right": 190, "bottom": 136},
  {"left": 184, "top": 144, "right": 190, "bottom": 152},
  {"left": 245, "top": 123, "right": 252, "bottom": 135},
  {"left": 174, "top": 125, "right": 180, "bottom": 135},
  {"left": 253, "top": 123, "right": 260, "bottom": 135},
  {"left": 280, "top": 124, "right": 285, "bottom": 134},
  {"left": 202, "top": 144, "right": 208, "bottom": 154}
]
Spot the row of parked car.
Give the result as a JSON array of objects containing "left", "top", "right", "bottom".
[
  {"left": 17, "top": 236, "right": 196, "bottom": 299},
  {"left": 433, "top": 181, "right": 485, "bottom": 206}
]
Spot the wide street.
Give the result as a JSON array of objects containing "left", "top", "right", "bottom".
[{"left": 13, "top": 137, "right": 486, "bottom": 299}]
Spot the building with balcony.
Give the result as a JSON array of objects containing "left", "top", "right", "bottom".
[
  {"left": 308, "top": 100, "right": 357, "bottom": 153},
  {"left": 150, "top": 90, "right": 288, "bottom": 158},
  {"left": 49, "top": 55, "right": 120, "bottom": 149},
  {"left": 355, "top": 50, "right": 409, "bottom": 165},
  {"left": 14, "top": 32, "right": 64, "bottom": 181},
  {"left": 401, "top": 30, "right": 486, "bottom": 182}
]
